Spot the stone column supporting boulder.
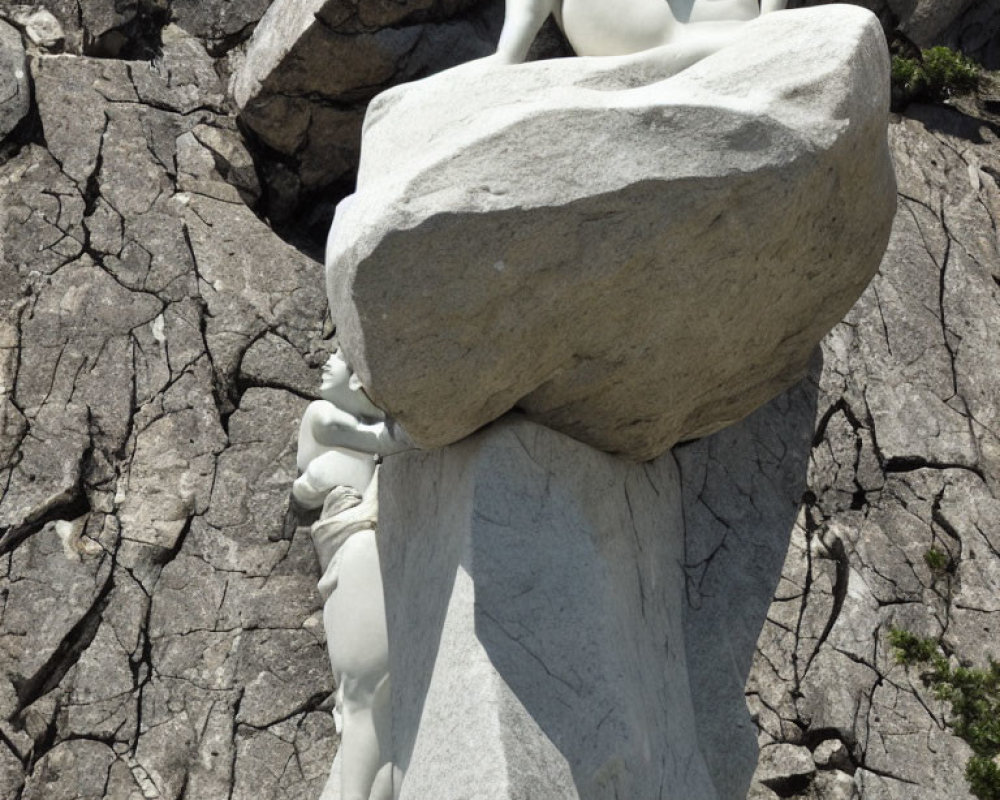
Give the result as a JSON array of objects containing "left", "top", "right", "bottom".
[
  {"left": 375, "top": 395, "right": 815, "bottom": 800},
  {"left": 378, "top": 416, "right": 707, "bottom": 799}
]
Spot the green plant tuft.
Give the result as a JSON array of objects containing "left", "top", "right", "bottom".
[
  {"left": 891, "top": 46, "right": 981, "bottom": 109},
  {"left": 890, "top": 629, "right": 1000, "bottom": 800},
  {"left": 889, "top": 628, "right": 939, "bottom": 665},
  {"left": 967, "top": 757, "right": 1000, "bottom": 800},
  {"left": 924, "top": 546, "right": 950, "bottom": 572}
]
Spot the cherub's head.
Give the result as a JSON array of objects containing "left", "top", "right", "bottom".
[{"left": 319, "top": 351, "right": 384, "bottom": 420}]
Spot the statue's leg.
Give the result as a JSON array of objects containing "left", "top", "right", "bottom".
[
  {"left": 338, "top": 687, "right": 385, "bottom": 800},
  {"left": 366, "top": 678, "right": 393, "bottom": 800},
  {"left": 493, "top": 0, "right": 559, "bottom": 64},
  {"left": 323, "top": 528, "right": 390, "bottom": 800},
  {"left": 572, "top": 20, "right": 746, "bottom": 86}
]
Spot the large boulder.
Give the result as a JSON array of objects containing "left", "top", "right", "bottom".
[{"left": 326, "top": 4, "right": 896, "bottom": 460}]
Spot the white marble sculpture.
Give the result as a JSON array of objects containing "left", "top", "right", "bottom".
[
  {"left": 292, "top": 352, "right": 409, "bottom": 800},
  {"left": 309, "top": 2, "right": 893, "bottom": 798},
  {"left": 490, "top": 0, "right": 786, "bottom": 65}
]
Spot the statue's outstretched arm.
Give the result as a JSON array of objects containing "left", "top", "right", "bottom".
[
  {"left": 310, "top": 403, "right": 412, "bottom": 456},
  {"left": 493, "top": 0, "right": 559, "bottom": 64}
]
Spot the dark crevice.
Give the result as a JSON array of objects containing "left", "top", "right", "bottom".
[
  {"left": 0, "top": 726, "right": 27, "bottom": 766},
  {"left": 82, "top": 0, "right": 171, "bottom": 60},
  {"left": 0, "top": 483, "right": 92, "bottom": 557},
  {"left": 234, "top": 376, "right": 315, "bottom": 403},
  {"left": 149, "top": 512, "right": 195, "bottom": 568},
  {"left": 803, "top": 534, "right": 850, "bottom": 677},
  {"left": 883, "top": 455, "right": 985, "bottom": 481},
  {"left": 241, "top": 691, "right": 329, "bottom": 731},
  {"left": 0, "top": 68, "right": 46, "bottom": 167},
  {"left": 761, "top": 772, "right": 814, "bottom": 796},
  {"left": 11, "top": 570, "right": 113, "bottom": 715},
  {"left": 23, "top": 697, "right": 60, "bottom": 773},
  {"left": 811, "top": 397, "right": 864, "bottom": 448},
  {"left": 225, "top": 688, "right": 245, "bottom": 800}
]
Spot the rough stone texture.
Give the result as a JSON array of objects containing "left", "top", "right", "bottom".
[
  {"left": 379, "top": 417, "right": 719, "bottom": 800},
  {"left": 231, "top": 0, "right": 504, "bottom": 205},
  {"left": 796, "top": 0, "right": 1000, "bottom": 67},
  {"left": 678, "top": 371, "right": 818, "bottom": 800},
  {"left": 0, "top": 21, "right": 337, "bottom": 800},
  {"left": 327, "top": 6, "right": 895, "bottom": 461},
  {"left": 0, "top": 1, "right": 272, "bottom": 57},
  {"left": 0, "top": 20, "right": 30, "bottom": 142},
  {"left": 742, "top": 102, "right": 1000, "bottom": 799},
  {"left": 0, "top": 5, "right": 998, "bottom": 800}
]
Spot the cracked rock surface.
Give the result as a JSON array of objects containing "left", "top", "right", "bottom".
[
  {"left": 0, "top": 4, "right": 998, "bottom": 800},
  {"left": 742, "top": 103, "right": 1000, "bottom": 799},
  {"left": 1, "top": 15, "right": 333, "bottom": 800}
]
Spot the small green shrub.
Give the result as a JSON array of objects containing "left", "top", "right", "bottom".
[
  {"left": 967, "top": 757, "right": 1000, "bottom": 800},
  {"left": 924, "top": 546, "right": 951, "bottom": 572},
  {"left": 890, "top": 629, "right": 1000, "bottom": 800},
  {"left": 891, "top": 46, "right": 981, "bottom": 108},
  {"left": 922, "top": 46, "right": 981, "bottom": 95},
  {"left": 889, "top": 628, "right": 940, "bottom": 665}
]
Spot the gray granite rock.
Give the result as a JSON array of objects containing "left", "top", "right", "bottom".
[
  {"left": 797, "top": 0, "right": 1000, "bottom": 66},
  {"left": 0, "top": 34, "right": 333, "bottom": 800},
  {"left": 744, "top": 103, "right": 1000, "bottom": 799},
  {"left": 0, "top": 21, "right": 29, "bottom": 142},
  {"left": 231, "top": 0, "right": 502, "bottom": 198},
  {"left": 756, "top": 743, "right": 817, "bottom": 791}
]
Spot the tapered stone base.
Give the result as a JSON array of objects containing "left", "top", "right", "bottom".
[{"left": 378, "top": 416, "right": 712, "bottom": 800}]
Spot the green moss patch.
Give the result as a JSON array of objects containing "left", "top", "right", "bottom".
[{"left": 890, "top": 629, "right": 1000, "bottom": 800}]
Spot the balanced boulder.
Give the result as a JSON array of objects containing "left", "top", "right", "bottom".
[{"left": 327, "top": 5, "right": 896, "bottom": 460}]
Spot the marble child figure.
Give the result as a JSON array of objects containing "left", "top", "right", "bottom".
[
  {"left": 491, "top": 0, "right": 787, "bottom": 64},
  {"left": 292, "top": 352, "right": 409, "bottom": 800}
]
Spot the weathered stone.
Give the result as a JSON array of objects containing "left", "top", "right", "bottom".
[
  {"left": 814, "top": 738, "right": 853, "bottom": 771},
  {"left": 328, "top": 6, "right": 895, "bottom": 460},
  {"left": 21, "top": 739, "right": 116, "bottom": 799},
  {"left": 0, "top": 21, "right": 29, "bottom": 142},
  {"left": 0, "top": 34, "right": 334, "bottom": 800},
  {"left": 797, "top": 0, "right": 1000, "bottom": 66},
  {"left": 171, "top": 0, "right": 273, "bottom": 50},
  {"left": 231, "top": 0, "right": 503, "bottom": 193},
  {"left": 19, "top": 8, "right": 64, "bottom": 50},
  {"left": 745, "top": 102, "right": 1000, "bottom": 799},
  {"left": 678, "top": 373, "right": 817, "bottom": 799},
  {"left": 756, "top": 743, "right": 817, "bottom": 791},
  {"left": 813, "top": 769, "right": 859, "bottom": 800}
]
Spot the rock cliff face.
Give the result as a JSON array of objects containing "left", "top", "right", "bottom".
[{"left": 0, "top": 3, "right": 997, "bottom": 800}]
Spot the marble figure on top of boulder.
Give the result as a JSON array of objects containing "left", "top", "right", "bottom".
[
  {"left": 488, "top": 0, "right": 787, "bottom": 65},
  {"left": 292, "top": 351, "right": 409, "bottom": 800}
]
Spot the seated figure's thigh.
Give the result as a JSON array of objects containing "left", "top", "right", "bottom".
[{"left": 324, "top": 529, "right": 389, "bottom": 685}]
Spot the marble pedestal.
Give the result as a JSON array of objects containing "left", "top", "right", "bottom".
[
  {"left": 379, "top": 417, "right": 705, "bottom": 799},
  {"left": 376, "top": 380, "right": 813, "bottom": 799}
]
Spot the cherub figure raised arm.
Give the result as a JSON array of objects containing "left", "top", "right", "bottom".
[
  {"left": 492, "top": 0, "right": 787, "bottom": 65},
  {"left": 293, "top": 351, "right": 410, "bottom": 800}
]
